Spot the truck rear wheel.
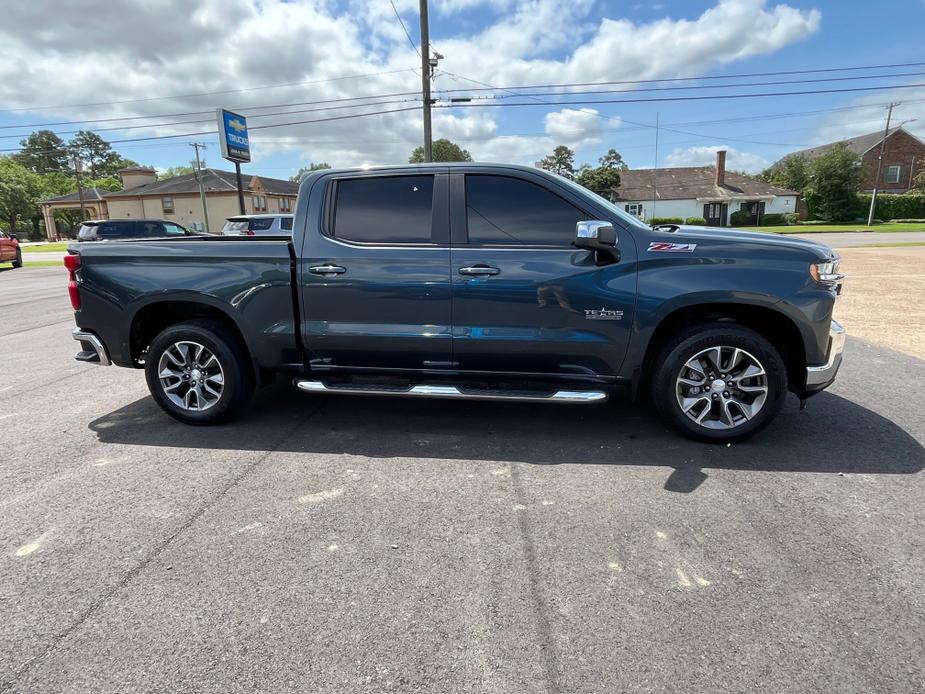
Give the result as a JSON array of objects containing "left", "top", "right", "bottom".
[
  {"left": 144, "top": 320, "right": 254, "bottom": 425},
  {"left": 651, "top": 323, "right": 787, "bottom": 442},
  {"left": 12, "top": 249, "right": 22, "bottom": 268}
]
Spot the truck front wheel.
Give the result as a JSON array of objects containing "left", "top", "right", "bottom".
[
  {"left": 144, "top": 320, "right": 254, "bottom": 425},
  {"left": 651, "top": 323, "right": 787, "bottom": 442}
]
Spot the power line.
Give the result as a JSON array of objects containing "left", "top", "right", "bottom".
[
  {"left": 0, "top": 98, "right": 421, "bottom": 140},
  {"left": 389, "top": 0, "right": 420, "bottom": 56},
  {"left": 0, "top": 68, "right": 419, "bottom": 114},
  {"left": 435, "top": 81, "right": 925, "bottom": 109},
  {"left": 0, "top": 105, "right": 422, "bottom": 153},
  {"left": 433, "top": 61, "right": 925, "bottom": 94}
]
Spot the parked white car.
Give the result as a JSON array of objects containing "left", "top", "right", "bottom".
[{"left": 221, "top": 214, "right": 294, "bottom": 236}]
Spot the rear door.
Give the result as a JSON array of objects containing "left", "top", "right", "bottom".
[
  {"left": 449, "top": 169, "right": 637, "bottom": 377},
  {"left": 299, "top": 169, "right": 452, "bottom": 371}
]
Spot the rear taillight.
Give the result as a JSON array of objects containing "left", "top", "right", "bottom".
[
  {"left": 245, "top": 229, "right": 256, "bottom": 236},
  {"left": 64, "top": 253, "right": 81, "bottom": 310}
]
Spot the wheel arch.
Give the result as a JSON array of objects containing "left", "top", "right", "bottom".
[
  {"left": 637, "top": 301, "right": 807, "bottom": 397},
  {"left": 129, "top": 298, "right": 255, "bottom": 380}
]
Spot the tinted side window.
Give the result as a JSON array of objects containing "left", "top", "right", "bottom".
[
  {"left": 334, "top": 175, "right": 433, "bottom": 244},
  {"left": 97, "top": 222, "right": 124, "bottom": 238},
  {"left": 465, "top": 175, "right": 585, "bottom": 246},
  {"left": 136, "top": 221, "right": 164, "bottom": 237},
  {"left": 162, "top": 223, "right": 187, "bottom": 236},
  {"left": 280, "top": 217, "right": 293, "bottom": 231},
  {"left": 250, "top": 218, "right": 274, "bottom": 231}
]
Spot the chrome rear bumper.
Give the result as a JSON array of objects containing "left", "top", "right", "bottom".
[
  {"left": 805, "top": 320, "right": 845, "bottom": 390},
  {"left": 72, "top": 328, "right": 111, "bottom": 366}
]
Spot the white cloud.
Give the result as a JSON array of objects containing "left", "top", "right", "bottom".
[
  {"left": 544, "top": 108, "right": 618, "bottom": 145},
  {"left": 811, "top": 88, "right": 925, "bottom": 145},
  {"left": 664, "top": 145, "right": 769, "bottom": 173},
  {"left": 0, "top": 0, "right": 821, "bottom": 168}
]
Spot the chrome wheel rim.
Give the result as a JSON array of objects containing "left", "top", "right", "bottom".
[
  {"left": 675, "top": 345, "right": 768, "bottom": 430},
  {"left": 157, "top": 341, "right": 225, "bottom": 412}
]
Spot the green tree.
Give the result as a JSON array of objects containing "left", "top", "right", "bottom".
[
  {"left": 804, "top": 145, "right": 863, "bottom": 221},
  {"left": 539, "top": 145, "right": 576, "bottom": 179},
  {"left": 575, "top": 165, "right": 622, "bottom": 198},
  {"left": 68, "top": 130, "right": 130, "bottom": 177},
  {"left": 160, "top": 164, "right": 196, "bottom": 179},
  {"left": 598, "top": 148, "right": 629, "bottom": 171},
  {"left": 13, "top": 130, "right": 71, "bottom": 174},
  {"left": 911, "top": 166, "right": 925, "bottom": 192},
  {"left": 0, "top": 157, "right": 45, "bottom": 232},
  {"left": 85, "top": 176, "right": 123, "bottom": 192},
  {"left": 409, "top": 139, "right": 472, "bottom": 163},
  {"left": 290, "top": 162, "right": 332, "bottom": 181},
  {"left": 760, "top": 154, "right": 810, "bottom": 192}
]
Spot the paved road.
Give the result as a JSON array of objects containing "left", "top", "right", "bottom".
[
  {"left": 1, "top": 267, "right": 924, "bottom": 693},
  {"left": 19, "top": 231, "right": 925, "bottom": 265}
]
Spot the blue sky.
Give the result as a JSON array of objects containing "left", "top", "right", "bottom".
[{"left": 1, "top": 0, "right": 923, "bottom": 179}]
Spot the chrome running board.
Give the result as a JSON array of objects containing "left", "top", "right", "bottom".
[{"left": 294, "top": 380, "right": 608, "bottom": 404}]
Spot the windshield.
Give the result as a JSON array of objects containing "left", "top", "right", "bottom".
[{"left": 555, "top": 175, "right": 652, "bottom": 231}]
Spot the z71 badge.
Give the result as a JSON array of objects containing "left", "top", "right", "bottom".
[
  {"left": 584, "top": 308, "right": 624, "bottom": 320},
  {"left": 648, "top": 241, "right": 697, "bottom": 253}
]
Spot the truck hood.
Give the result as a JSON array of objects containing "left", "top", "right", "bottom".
[{"left": 665, "top": 225, "right": 837, "bottom": 259}]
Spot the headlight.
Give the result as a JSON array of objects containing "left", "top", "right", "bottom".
[{"left": 810, "top": 258, "right": 844, "bottom": 286}]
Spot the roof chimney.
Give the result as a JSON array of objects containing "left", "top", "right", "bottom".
[
  {"left": 715, "top": 150, "right": 726, "bottom": 187},
  {"left": 118, "top": 166, "right": 157, "bottom": 190}
]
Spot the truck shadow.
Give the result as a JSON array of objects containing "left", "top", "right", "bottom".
[{"left": 88, "top": 383, "right": 924, "bottom": 493}]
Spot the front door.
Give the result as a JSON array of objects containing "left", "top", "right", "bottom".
[
  {"left": 299, "top": 170, "right": 453, "bottom": 371},
  {"left": 449, "top": 170, "right": 637, "bottom": 378},
  {"left": 703, "top": 202, "right": 728, "bottom": 227}
]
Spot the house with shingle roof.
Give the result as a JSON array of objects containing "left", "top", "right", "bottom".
[
  {"left": 39, "top": 166, "right": 299, "bottom": 239},
  {"left": 774, "top": 125, "right": 925, "bottom": 193},
  {"left": 612, "top": 151, "right": 799, "bottom": 226}
]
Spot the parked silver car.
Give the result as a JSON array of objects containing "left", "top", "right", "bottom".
[{"left": 221, "top": 214, "right": 294, "bottom": 236}]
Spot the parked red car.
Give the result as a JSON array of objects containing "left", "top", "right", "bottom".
[{"left": 0, "top": 231, "right": 22, "bottom": 268}]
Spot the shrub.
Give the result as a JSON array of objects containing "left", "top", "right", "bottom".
[
  {"left": 856, "top": 193, "right": 925, "bottom": 221},
  {"left": 759, "top": 213, "right": 786, "bottom": 226},
  {"left": 783, "top": 212, "right": 801, "bottom": 225},
  {"left": 684, "top": 216, "right": 706, "bottom": 225},
  {"left": 649, "top": 217, "right": 684, "bottom": 225},
  {"left": 729, "top": 210, "right": 750, "bottom": 226}
]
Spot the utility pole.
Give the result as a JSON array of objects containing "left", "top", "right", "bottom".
[
  {"left": 867, "top": 102, "right": 897, "bottom": 227},
  {"left": 73, "top": 153, "right": 88, "bottom": 222},
  {"left": 190, "top": 142, "right": 211, "bottom": 234},
  {"left": 651, "top": 112, "right": 659, "bottom": 221},
  {"left": 419, "top": 0, "right": 433, "bottom": 162}
]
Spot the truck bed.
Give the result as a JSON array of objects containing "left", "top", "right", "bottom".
[{"left": 70, "top": 237, "right": 299, "bottom": 370}]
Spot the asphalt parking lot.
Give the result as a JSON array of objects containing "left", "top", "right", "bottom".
[{"left": 1, "top": 264, "right": 924, "bottom": 693}]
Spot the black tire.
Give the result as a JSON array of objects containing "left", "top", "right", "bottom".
[
  {"left": 12, "top": 249, "right": 22, "bottom": 268},
  {"left": 651, "top": 323, "right": 787, "bottom": 442},
  {"left": 144, "top": 319, "right": 254, "bottom": 425}
]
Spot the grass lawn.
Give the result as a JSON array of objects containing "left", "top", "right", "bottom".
[
  {"left": 748, "top": 222, "right": 925, "bottom": 234},
  {"left": 19, "top": 241, "right": 71, "bottom": 252},
  {"left": 21, "top": 260, "right": 65, "bottom": 268}
]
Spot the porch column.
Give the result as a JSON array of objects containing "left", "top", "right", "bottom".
[{"left": 42, "top": 205, "right": 57, "bottom": 241}]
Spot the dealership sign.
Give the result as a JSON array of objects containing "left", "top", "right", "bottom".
[{"left": 217, "top": 108, "right": 250, "bottom": 163}]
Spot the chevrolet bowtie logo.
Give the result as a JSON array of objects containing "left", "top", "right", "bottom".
[{"left": 227, "top": 118, "right": 247, "bottom": 132}]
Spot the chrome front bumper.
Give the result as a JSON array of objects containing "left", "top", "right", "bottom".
[
  {"left": 72, "top": 328, "right": 111, "bottom": 366},
  {"left": 805, "top": 320, "right": 845, "bottom": 390}
]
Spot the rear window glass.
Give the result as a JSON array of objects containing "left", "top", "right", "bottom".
[
  {"left": 333, "top": 176, "right": 433, "bottom": 244},
  {"left": 281, "top": 217, "right": 293, "bottom": 231},
  {"left": 223, "top": 221, "right": 249, "bottom": 232}
]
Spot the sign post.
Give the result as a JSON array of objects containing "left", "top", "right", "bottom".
[{"left": 216, "top": 108, "right": 251, "bottom": 214}]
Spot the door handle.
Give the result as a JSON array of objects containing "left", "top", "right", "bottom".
[
  {"left": 308, "top": 264, "right": 346, "bottom": 275},
  {"left": 458, "top": 265, "right": 500, "bottom": 276}
]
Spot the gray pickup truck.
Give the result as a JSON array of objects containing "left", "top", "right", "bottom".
[{"left": 67, "top": 163, "right": 845, "bottom": 441}]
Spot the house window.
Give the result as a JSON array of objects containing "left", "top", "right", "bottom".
[
  {"left": 253, "top": 195, "right": 267, "bottom": 212},
  {"left": 625, "top": 203, "right": 643, "bottom": 218},
  {"left": 162, "top": 197, "right": 174, "bottom": 214},
  {"left": 279, "top": 197, "right": 292, "bottom": 212},
  {"left": 885, "top": 165, "right": 902, "bottom": 184}
]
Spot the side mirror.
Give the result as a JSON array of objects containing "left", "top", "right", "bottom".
[
  {"left": 8, "top": 234, "right": 18, "bottom": 241},
  {"left": 574, "top": 220, "right": 619, "bottom": 264}
]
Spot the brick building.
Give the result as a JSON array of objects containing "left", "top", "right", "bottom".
[{"left": 779, "top": 126, "right": 925, "bottom": 193}]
